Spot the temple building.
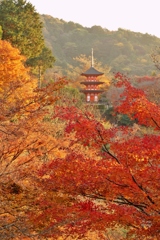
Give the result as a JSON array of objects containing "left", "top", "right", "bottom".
[{"left": 80, "top": 49, "right": 104, "bottom": 103}]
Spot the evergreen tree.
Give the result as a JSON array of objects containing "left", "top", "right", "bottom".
[
  {"left": 0, "top": 0, "right": 44, "bottom": 59},
  {"left": 27, "top": 46, "right": 56, "bottom": 87},
  {"left": 0, "top": 25, "right": 2, "bottom": 39},
  {"left": 27, "top": 46, "right": 55, "bottom": 72}
]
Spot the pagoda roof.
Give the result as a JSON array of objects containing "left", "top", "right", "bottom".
[
  {"left": 80, "top": 81, "right": 104, "bottom": 85},
  {"left": 81, "top": 66, "right": 104, "bottom": 76},
  {"left": 80, "top": 89, "right": 104, "bottom": 93}
]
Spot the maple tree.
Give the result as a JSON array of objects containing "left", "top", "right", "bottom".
[
  {"left": 135, "top": 75, "right": 160, "bottom": 104},
  {"left": 31, "top": 73, "right": 160, "bottom": 239},
  {"left": 0, "top": 39, "right": 66, "bottom": 239},
  {"left": 0, "top": 39, "right": 159, "bottom": 240}
]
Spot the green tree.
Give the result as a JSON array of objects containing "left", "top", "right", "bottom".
[
  {"left": 0, "top": 0, "right": 44, "bottom": 59},
  {"left": 27, "top": 46, "right": 56, "bottom": 87},
  {"left": 0, "top": 25, "right": 2, "bottom": 39}
]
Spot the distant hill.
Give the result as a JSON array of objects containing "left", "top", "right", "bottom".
[{"left": 41, "top": 14, "right": 160, "bottom": 77}]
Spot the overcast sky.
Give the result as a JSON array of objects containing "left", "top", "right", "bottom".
[{"left": 29, "top": 0, "right": 160, "bottom": 38}]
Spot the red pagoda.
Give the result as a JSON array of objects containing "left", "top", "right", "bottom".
[{"left": 80, "top": 49, "right": 104, "bottom": 103}]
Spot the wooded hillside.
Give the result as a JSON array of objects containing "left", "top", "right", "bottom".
[{"left": 41, "top": 14, "right": 160, "bottom": 77}]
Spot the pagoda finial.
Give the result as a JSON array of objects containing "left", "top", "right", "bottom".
[{"left": 91, "top": 48, "right": 94, "bottom": 67}]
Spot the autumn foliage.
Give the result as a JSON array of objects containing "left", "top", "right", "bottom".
[
  {"left": 0, "top": 40, "right": 160, "bottom": 240},
  {"left": 29, "top": 73, "right": 159, "bottom": 239},
  {"left": 0, "top": 39, "right": 65, "bottom": 239}
]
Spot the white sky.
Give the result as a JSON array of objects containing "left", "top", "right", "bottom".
[{"left": 29, "top": 0, "right": 160, "bottom": 38}]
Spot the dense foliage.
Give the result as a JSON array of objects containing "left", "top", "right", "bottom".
[
  {"left": 0, "top": 0, "right": 44, "bottom": 58},
  {"left": 0, "top": 39, "right": 65, "bottom": 239},
  {"left": 0, "top": 38, "right": 159, "bottom": 239},
  {"left": 0, "top": 0, "right": 55, "bottom": 74},
  {"left": 34, "top": 74, "right": 160, "bottom": 240}
]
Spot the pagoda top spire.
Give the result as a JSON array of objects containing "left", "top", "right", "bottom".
[{"left": 81, "top": 49, "right": 104, "bottom": 76}]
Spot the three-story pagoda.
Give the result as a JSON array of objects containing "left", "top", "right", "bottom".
[{"left": 80, "top": 49, "right": 104, "bottom": 103}]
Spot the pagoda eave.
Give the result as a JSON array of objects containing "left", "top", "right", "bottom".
[
  {"left": 81, "top": 66, "right": 104, "bottom": 76},
  {"left": 80, "top": 89, "right": 104, "bottom": 93},
  {"left": 81, "top": 73, "right": 103, "bottom": 76},
  {"left": 80, "top": 81, "right": 104, "bottom": 85}
]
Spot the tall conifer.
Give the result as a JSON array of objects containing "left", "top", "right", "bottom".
[{"left": 0, "top": 0, "right": 44, "bottom": 59}]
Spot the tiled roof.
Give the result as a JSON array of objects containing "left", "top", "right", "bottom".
[{"left": 81, "top": 66, "right": 104, "bottom": 76}]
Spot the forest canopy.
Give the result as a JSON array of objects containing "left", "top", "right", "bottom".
[{"left": 41, "top": 14, "right": 160, "bottom": 77}]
